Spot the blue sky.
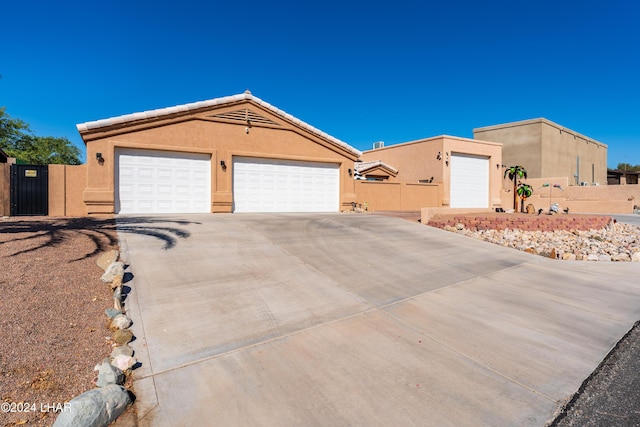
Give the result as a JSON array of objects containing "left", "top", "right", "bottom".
[{"left": 2, "top": 0, "right": 639, "bottom": 167}]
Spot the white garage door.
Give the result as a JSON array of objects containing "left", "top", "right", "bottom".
[
  {"left": 233, "top": 157, "right": 340, "bottom": 212},
  {"left": 116, "top": 149, "right": 211, "bottom": 214},
  {"left": 450, "top": 153, "right": 489, "bottom": 208}
]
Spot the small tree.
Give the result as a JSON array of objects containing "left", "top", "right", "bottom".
[
  {"left": 504, "top": 165, "right": 527, "bottom": 212},
  {"left": 0, "top": 107, "right": 81, "bottom": 165}
]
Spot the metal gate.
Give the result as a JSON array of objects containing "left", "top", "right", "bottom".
[{"left": 10, "top": 165, "right": 48, "bottom": 216}]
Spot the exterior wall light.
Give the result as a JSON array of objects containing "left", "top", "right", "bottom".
[
  {"left": 220, "top": 160, "right": 227, "bottom": 170},
  {"left": 348, "top": 168, "right": 352, "bottom": 176},
  {"left": 96, "top": 152, "right": 104, "bottom": 165}
]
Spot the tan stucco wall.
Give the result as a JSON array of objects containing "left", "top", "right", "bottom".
[
  {"left": 353, "top": 181, "right": 440, "bottom": 211},
  {"left": 0, "top": 163, "right": 10, "bottom": 216},
  {"left": 474, "top": 118, "right": 607, "bottom": 184},
  {"left": 504, "top": 176, "right": 640, "bottom": 214},
  {"left": 48, "top": 165, "right": 88, "bottom": 217},
  {"left": 362, "top": 136, "right": 503, "bottom": 208},
  {"left": 80, "top": 102, "right": 358, "bottom": 214}
]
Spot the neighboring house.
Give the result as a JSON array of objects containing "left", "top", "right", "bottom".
[
  {"left": 76, "top": 91, "right": 361, "bottom": 214},
  {"left": 361, "top": 135, "right": 503, "bottom": 209},
  {"left": 608, "top": 169, "right": 640, "bottom": 185},
  {"left": 353, "top": 160, "right": 398, "bottom": 181},
  {"left": 473, "top": 118, "right": 607, "bottom": 185}
]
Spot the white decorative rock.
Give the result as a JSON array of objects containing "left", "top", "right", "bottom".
[
  {"left": 101, "top": 261, "right": 125, "bottom": 283},
  {"left": 110, "top": 314, "right": 132, "bottom": 330},
  {"left": 111, "top": 354, "right": 137, "bottom": 371}
]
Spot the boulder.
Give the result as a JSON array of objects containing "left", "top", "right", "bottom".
[
  {"left": 110, "top": 275, "right": 123, "bottom": 290},
  {"left": 586, "top": 254, "right": 600, "bottom": 261},
  {"left": 111, "top": 345, "right": 134, "bottom": 359},
  {"left": 110, "top": 314, "right": 132, "bottom": 331},
  {"left": 53, "top": 384, "right": 130, "bottom": 427},
  {"left": 101, "top": 261, "right": 125, "bottom": 284},
  {"left": 111, "top": 355, "right": 137, "bottom": 371},
  {"left": 113, "top": 329, "right": 133, "bottom": 345},
  {"left": 105, "top": 308, "right": 122, "bottom": 319},
  {"left": 455, "top": 223, "right": 465, "bottom": 231},
  {"left": 95, "top": 359, "right": 125, "bottom": 387},
  {"left": 96, "top": 250, "right": 119, "bottom": 271},
  {"left": 526, "top": 204, "right": 535, "bottom": 214},
  {"left": 632, "top": 252, "right": 640, "bottom": 262}
]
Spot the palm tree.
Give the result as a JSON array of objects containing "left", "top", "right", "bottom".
[
  {"left": 517, "top": 183, "right": 533, "bottom": 213},
  {"left": 504, "top": 165, "right": 527, "bottom": 212}
]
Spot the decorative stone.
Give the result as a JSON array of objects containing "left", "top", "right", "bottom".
[
  {"left": 562, "top": 253, "right": 576, "bottom": 261},
  {"left": 444, "top": 221, "right": 640, "bottom": 262},
  {"left": 455, "top": 223, "right": 465, "bottom": 231},
  {"left": 113, "top": 286, "right": 123, "bottom": 311},
  {"left": 111, "top": 355, "right": 137, "bottom": 371},
  {"left": 111, "top": 345, "right": 134, "bottom": 359},
  {"left": 101, "top": 261, "right": 125, "bottom": 283},
  {"left": 96, "top": 250, "right": 120, "bottom": 271},
  {"left": 110, "top": 275, "right": 123, "bottom": 290},
  {"left": 53, "top": 384, "right": 130, "bottom": 427},
  {"left": 110, "top": 314, "right": 132, "bottom": 330},
  {"left": 113, "top": 329, "right": 133, "bottom": 345},
  {"left": 632, "top": 252, "right": 640, "bottom": 262},
  {"left": 586, "top": 254, "right": 600, "bottom": 261},
  {"left": 105, "top": 308, "right": 122, "bottom": 319},
  {"left": 95, "top": 359, "right": 125, "bottom": 387}
]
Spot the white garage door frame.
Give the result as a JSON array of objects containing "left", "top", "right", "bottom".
[
  {"left": 232, "top": 157, "right": 340, "bottom": 213},
  {"left": 450, "top": 153, "right": 490, "bottom": 208},
  {"left": 115, "top": 148, "right": 211, "bottom": 214}
]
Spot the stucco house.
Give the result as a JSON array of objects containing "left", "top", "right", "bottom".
[
  {"left": 473, "top": 118, "right": 607, "bottom": 186},
  {"left": 360, "top": 136, "right": 503, "bottom": 209},
  {"left": 76, "top": 91, "right": 361, "bottom": 215}
]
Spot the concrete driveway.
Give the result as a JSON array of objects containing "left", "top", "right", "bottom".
[{"left": 117, "top": 214, "right": 640, "bottom": 426}]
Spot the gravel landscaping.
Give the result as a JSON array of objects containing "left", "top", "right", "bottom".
[{"left": 0, "top": 216, "right": 119, "bottom": 426}]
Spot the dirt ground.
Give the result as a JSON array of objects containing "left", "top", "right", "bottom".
[{"left": 0, "top": 216, "right": 119, "bottom": 426}]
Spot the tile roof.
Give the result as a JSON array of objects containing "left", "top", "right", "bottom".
[
  {"left": 76, "top": 91, "right": 361, "bottom": 157},
  {"left": 355, "top": 160, "right": 398, "bottom": 174}
]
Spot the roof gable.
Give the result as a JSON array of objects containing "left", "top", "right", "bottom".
[
  {"left": 355, "top": 160, "right": 398, "bottom": 176},
  {"left": 76, "top": 91, "right": 361, "bottom": 157}
]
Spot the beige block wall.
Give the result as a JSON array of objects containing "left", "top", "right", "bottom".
[
  {"left": 474, "top": 119, "right": 607, "bottom": 184},
  {"left": 353, "top": 181, "right": 441, "bottom": 211},
  {"left": 48, "top": 165, "right": 88, "bottom": 216},
  {"left": 362, "top": 136, "right": 502, "bottom": 208},
  {"left": 81, "top": 103, "right": 359, "bottom": 214},
  {"left": 505, "top": 176, "right": 640, "bottom": 214},
  {"left": 475, "top": 121, "right": 542, "bottom": 176}
]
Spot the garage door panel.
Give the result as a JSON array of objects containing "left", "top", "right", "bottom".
[
  {"left": 233, "top": 157, "right": 339, "bottom": 213},
  {"left": 116, "top": 149, "right": 211, "bottom": 214},
  {"left": 450, "top": 153, "right": 489, "bottom": 208}
]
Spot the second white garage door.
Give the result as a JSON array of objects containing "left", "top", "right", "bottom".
[
  {"left": 232, "top": 157, "right": 340, "bottom": 212},
  {"left": 116, "top": 149, "right": 211, "bottom": 214},
  {"left": 450, "top": 153, "right": 489, "bottom": 208}
]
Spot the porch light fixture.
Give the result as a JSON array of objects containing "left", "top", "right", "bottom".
[
  {"left": 220, "top": 160, "right": 227, "bottom": 170},
  {"left": 348, "top": 168, "right": 352, "bottom": 176},
  {"left": 96, "top": 152, "right": 104, "bottom": 165}
]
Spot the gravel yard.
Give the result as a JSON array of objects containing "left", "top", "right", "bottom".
[{"left": 0, "top": 216, "right": 119, "bottom": 426}]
